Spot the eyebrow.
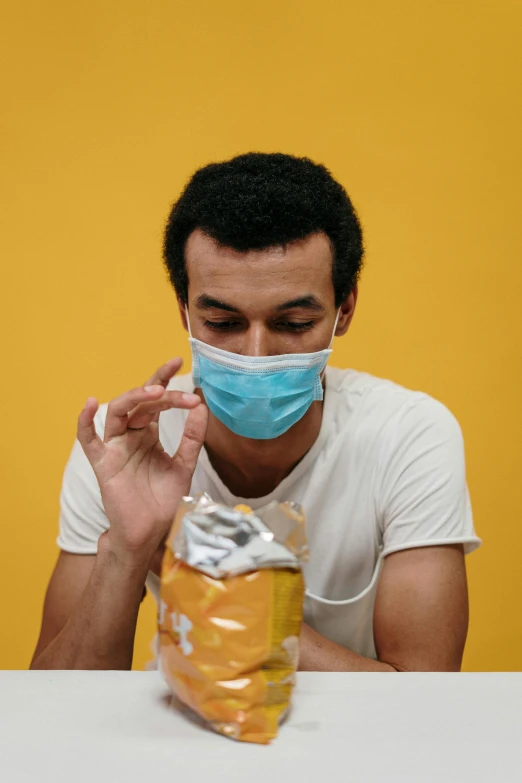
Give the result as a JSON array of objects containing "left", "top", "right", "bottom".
[
  {"left": 275, "top": 296, "right": 325, "bottom": 312},
  {"left": 195, "top": 294, "right": 325, "bottom": 313},
  {"left": 195, "top": 295, "right": 240, "bottom": 313}
]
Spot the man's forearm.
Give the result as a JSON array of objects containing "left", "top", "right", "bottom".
[
  {"left": 31, "top": 539, "right": 151, "bottom": 670},
  {"left": 298, "top": 624, "right": 397, "bottom": 672}
]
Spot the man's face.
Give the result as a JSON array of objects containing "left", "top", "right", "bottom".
[{"left": 181, "top": 228, "right": 348, "bottom": 356}]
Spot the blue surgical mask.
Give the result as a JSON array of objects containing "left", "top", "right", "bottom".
[{"left": 187, "top": 310, "right": 340, "bottom": 440}]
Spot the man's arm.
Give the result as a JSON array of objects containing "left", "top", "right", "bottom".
[
  {"left": 31, "top": 358, "right": 207, "bottom": 670},
  {"left": 298, "top": 544, "right": 468, "bottom": 672},
  {"left": 31, "top": 552, "right": 95, "bottom": 667},
  {"left": 30, "top": 540, "right": 150, "bottom": 670}
]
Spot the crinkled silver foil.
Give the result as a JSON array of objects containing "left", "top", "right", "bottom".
[{"left": 169, "top": 494, "right": 309, "bottom": 578}]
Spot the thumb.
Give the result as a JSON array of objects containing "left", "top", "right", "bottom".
[
  {"left": 173, "top": 402, "right": 208, "bottom": 474},
  {"left": 77, "top": 397, "right": 105, "bottom": 467}
]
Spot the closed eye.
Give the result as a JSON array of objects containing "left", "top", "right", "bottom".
[
  {"left": 204, "top": 320, "right": 316, "bottom": 332},
  {"left": 277, "top": 321, "right": 315, "bottom": 332},
  {"left": 204, "top": 320, "right": 241, "bottom": 331}
]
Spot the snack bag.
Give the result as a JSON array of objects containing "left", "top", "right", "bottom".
[{"left": 158, "top": 495, "right": 308, "bottom": 744}]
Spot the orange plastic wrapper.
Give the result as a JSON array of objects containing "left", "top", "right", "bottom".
[{"left": 158, "top": 495, "right": 308, "bottom": 744}]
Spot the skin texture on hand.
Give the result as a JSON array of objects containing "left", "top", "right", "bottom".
[
  {"left": 76, "top": 357, "right": 208, "bottom": 564},
  {"left": 298, "top": 623, "right": 396, "bottom": 672}
]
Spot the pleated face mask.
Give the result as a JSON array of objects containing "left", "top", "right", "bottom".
[{"left": 187, "top": 309, "right": 339, "bottom": 440}]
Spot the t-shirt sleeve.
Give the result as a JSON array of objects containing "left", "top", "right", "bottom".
[
  {"left": 378, "top": 397, "right": 481, "bottom": 556},
  {"left": 56, "top": 406, "right": 109, "bottom": 554}
]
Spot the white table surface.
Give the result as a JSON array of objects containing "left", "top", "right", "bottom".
[{"left": 1, "top": 671, "right": 521, "bottom": 783}]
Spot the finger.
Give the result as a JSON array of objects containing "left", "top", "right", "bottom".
[
  {"left": 173, "top": 402, "right": 208, "bottom": 474},
  {"left": 104, "top": 385, "right": 166, "bottom": 440},
  {"left": 143, "top": 358, "right": 184, "bottom": 425},
  {"left": 77, "top": 398, "right": 105, "bottom": 466},
  {"left": 126, "top": 390, "right": 201, "bottom": 430},
  {"left": 144, "top": 357, "right": 183, "bottom": 388}
]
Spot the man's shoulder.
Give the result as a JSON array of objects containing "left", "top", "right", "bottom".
[
  {"left": 326, "top": 364, "right": 434, "bottom": 409},
  {"left": 325, "top": 366, "right": 461, "bottom": 438}
]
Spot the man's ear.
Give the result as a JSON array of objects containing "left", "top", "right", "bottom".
[
  {"left": 335, "top": 283, "right": 358, "bottom": 337},
  {"left": 177, "top": 297, "right": 189, "bottom": 331}
]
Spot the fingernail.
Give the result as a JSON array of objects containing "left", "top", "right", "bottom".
[
  {"left": 144, "top": 385, "right": 163, "bottom": 393},
  {"left": 181, "top": 392, "right": 200, "bottom": 404}
]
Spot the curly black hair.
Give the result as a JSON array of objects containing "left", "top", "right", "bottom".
[{"left": 163, "top": 152, "right": 364, "bottom": 306}]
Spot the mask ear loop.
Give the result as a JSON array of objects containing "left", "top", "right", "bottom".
[
  {"left": 185, "top": 305, "right": 194, "bottom": 339},
  {"left": 328, "top": 308, "right": 341, "bottom": 349},
  {"left": 186, "top": 305, "right": 201, "bottom": 386},
  {"left": 317, "top": 308, "right": 341, "bottom": 395}
]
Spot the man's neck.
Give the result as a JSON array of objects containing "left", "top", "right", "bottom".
[{"left": 202, "top": 400, "right": 324, "bottom": 498}]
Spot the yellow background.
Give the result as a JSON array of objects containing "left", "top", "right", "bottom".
[{"left": 1, "top": 0, "right": 521, "bottom": 671}]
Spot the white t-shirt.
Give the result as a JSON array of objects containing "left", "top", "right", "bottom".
[{"left": 57, "top": 366, "right": 481, "bottom": 660}]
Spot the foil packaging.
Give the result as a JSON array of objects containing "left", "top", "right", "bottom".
[
  {"left": 159, "top": 494, "right": 309, "bottom": 744},
  {"left": 171, "top": 494, "right": 309, "bottom": 578}
]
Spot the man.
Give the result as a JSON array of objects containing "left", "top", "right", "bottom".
[{"left": 31, "top": 152, "right": 480, "bottom": 672}]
